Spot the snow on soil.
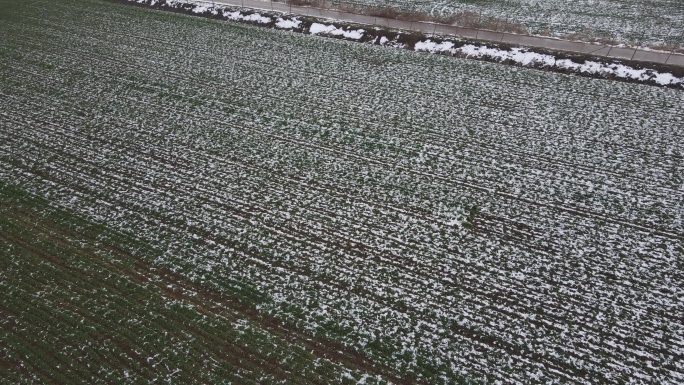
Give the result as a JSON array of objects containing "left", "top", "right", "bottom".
[
  {"left": 222, "top": 10, "right": 272, "bottom": 24},
  {"left": 309, "top": 23, "right": 365, "bottom": 40},
  {"left": 190, "top": 3, "right": 209, "bottom": 14},
  {"left": 416, "top": 39, "right": 683, "bottom": 86},
  {"left": 275, "top": 17, "right": 301, "bottom": 29}
]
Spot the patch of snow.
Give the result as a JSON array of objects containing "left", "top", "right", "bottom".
[
  {"left": 653, "top": 72, "right": 682, "bottom": 85},
  {"left": 242, "top": 13, "right": 272, "bottom": 24},
  {"left": 310, "top": 23, "right": 337, "bottom": 35},
  {"left": 341, "top": 29, "right": 364, "bottom": 40},
  {"left": 415, "top": 40, "right": 455, "bottom": 53},
  {"left": 508, "top": 48, "right": 556, "bottom": 66},
  {"left": 191, "top": 4, "right": 209, "bottom": 14},
  {"left": 457, "top": 44, "right": 556, "bottom": 67},
  {"left": 275, "top": 17, "right": 301, "bottom": 29},
  {"left": 609, "top": 64, "right": 649, "bottom": 81},
  {"left": 223, "top": 10, "right": 271, "bottom": 24},
  {"left": 415, "top": 39, "right": 682, "bottom": 87},
  {"left": 556, "top": 58, "right": 580, "bottom": 71},
  {"left": 224, "top": 11, "right": 242, "bottom": 21},
  {"left": 309, "top": 23, "right": 364, "bottom": 40},
  {"left": 577, "top": 61, "right": 603, "bottom": 74}
]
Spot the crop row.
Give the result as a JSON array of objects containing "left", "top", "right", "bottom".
[
  {"left": 1, "top": 0, "right": 683, "bottom": 383},
  {"left": 0, "top": 182, "right": 394, "bottom": 384}
]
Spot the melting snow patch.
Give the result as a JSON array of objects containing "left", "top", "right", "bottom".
[
  {"left": 224, "top": 11, "right": 242, "bottom": 20},
  {"left": 609, "top": 64, "right": 650, "bottom": 81},
  {"left": 342, "top": 29, "right": 365, "bottom": 40},
  {"left": 377, "top": 36, "right": 404, "bottom": 49},
  {"left": 415, "top": 39, "right": 683, "bottom": 87},
  {"left": 309, "top": 23, "right": 364, "bottom": 40},
  {"left": 223, "top": 10, "right": 271, "bottom": 24},
  {"left": 191, "top": 4, "right": 209, "bottom": 14},
  {"left": 653, "top": 72, "right": 681, "bottom": 86},
  {"left": 458, "top": 44, "right": 556, "bottom": 67},
  {"left": 415, "top": 40, "right": 455, "bottom": 53},
  {"left": 309, "top": 23, "right": 337, "bottom": 35},
  {"left": 509, "top": 48, "right": 556, "bottom": 67},
  {"left": 242, "top": 13, "right": 272, "bottom": 24},
  {"left": 275, "top": 17, "right": 301, "bottom": 29},
  {"left": 577, "top": 61, "right": 603, "bottom": 74}
]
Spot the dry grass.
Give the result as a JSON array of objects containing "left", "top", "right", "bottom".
[
  {"left": 286, "top": 0, "right": 324, "bottom": 7},
  {"left": 364, "top": 7, "right": 429, "bottom": 22},
  {"left": 646, "top": 43, "right": 684, "bottom": 54},
  {"left": 563, "top": 29, "right": 618, "bottom": 46},
  {"left": 428, "top": 13, "right": 461, "bottom": 25},
  {"left": 597, "top": 38, "right": 620, "bottom": 46},
  {"left": 564, "top": 29, "right": 596, "bottom": 42},
  {"left": 561, "top": 30, "right": 684, "bottom": 54},
  {"left": 454, "top": 11, "right": 485, "bottom": 29},
  {"left": 500, "top": 22, "right": 528, "bottom": 35}
]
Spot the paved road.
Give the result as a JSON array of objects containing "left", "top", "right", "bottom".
[{"left": 200, "top": 0, "right": 684, "bottom": 67}]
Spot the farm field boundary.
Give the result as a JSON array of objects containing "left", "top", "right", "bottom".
[{"left": 115, "top": 0, "right": 684, "bottom": 89}]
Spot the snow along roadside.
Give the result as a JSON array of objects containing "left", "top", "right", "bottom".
[{"left": 415, "top": 40, "right": 682, "bottom": 87}]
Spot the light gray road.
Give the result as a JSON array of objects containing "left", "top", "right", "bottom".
[{"left": 200, "top": 0, "right": 684, "bottom": 67}]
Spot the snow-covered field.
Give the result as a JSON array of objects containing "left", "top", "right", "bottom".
[{"left": 1, "top": 0, "right": 683, "bottom": 383}]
